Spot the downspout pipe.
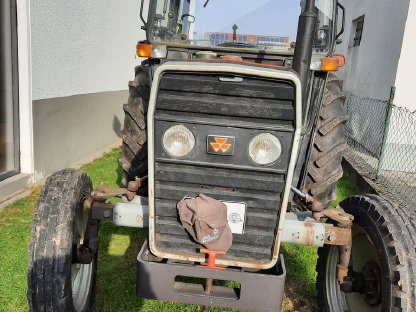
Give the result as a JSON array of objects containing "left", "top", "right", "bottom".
[{"left": 292, "top": 0, "right": 317, "bottom": 105}]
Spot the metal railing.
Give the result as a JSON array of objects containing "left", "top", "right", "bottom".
[{"left": 344, "top": 92, "right": 416, "bottom": 209}]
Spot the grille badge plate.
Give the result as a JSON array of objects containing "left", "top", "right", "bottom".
[
  {"left": 207, "top": 136, "right": 235, "bottom": 156},
  {"left": 224, "top": 201, "right": 247, "bottom": 234}
]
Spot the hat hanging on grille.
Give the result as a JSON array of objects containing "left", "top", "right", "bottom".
[{"left": 177, "top": 194, "right": 233, "bottom": 252}]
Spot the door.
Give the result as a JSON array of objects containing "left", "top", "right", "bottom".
[{"left": 0, "top": 0, "right": 19, "bottom": 181}]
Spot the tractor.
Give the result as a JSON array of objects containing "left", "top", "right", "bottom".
[{"left": 27, "top": 0, "right": 416, "bottom": 311}]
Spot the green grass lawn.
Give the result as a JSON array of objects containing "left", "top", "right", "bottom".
[{"left": 0, "top": 149, "right": 356, "bottom": 312}]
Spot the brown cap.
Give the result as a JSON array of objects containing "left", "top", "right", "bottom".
[{"left": 177, "top": 194, "right": 233, "bottom": 252}]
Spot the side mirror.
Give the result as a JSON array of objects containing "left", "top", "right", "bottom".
[
  {"left": 335, "top": 2, "right": 345, "bottom": 41},
  {"left": 140, "top": 0, "right": 147, "bottom": 30}
]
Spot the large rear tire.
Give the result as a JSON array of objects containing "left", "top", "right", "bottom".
[
  {"left": 304, "top": 74, "right": 348, "bottom": 208},
  {"left": 119, "top": 65, "right": 149, "bottom": 195},
  {"left": 28, "top": 169, "right": 97, "bottom": 312},
  {"left": 316, "top": 195, "right": 416, "bottom": 311}
]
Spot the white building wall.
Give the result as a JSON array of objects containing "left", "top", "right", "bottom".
[
  {"left": 381, "top": 1, "right": 416, "bottom": 172},
  {"left": 394, "top": 0, "right": 416, "bottom": 112},
  {"left": 335, "top": 0, "right": 415, "bottom": 172},
  {"left": 28, "top": 0, "right": 149, "bottom": 177},
  {"left": 336, "top": 0, "right": 410, "bottom": 101},
  {"left": 31, "top": 0, "right": 146, "bottom": 100}
]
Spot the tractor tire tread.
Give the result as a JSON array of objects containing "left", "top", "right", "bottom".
[
  {"left": 28, "top": 169, "right": 95, "bottom": 312},
  {"left": 304, "top": 74, "right": 347, "bottom": 207},
  {"left": 120, "top": 65, "right": 149, "bottom": 190},
  {"left": 316, "top": 195, "right": 416, "bottom": 311}
]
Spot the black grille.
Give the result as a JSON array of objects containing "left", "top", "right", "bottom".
[
  {"left": 157, "top": 73, "right": 296, "bottom": 126},
  {"left": 153, "top": 71, "right": 296, "bottom": 265}
]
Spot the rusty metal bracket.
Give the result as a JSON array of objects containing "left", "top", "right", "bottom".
[
  {"left": 320, "top": 205, "right": 354, "bottom": 283},
  {"left": 290, "top": 186, "right": 323, "bottom": 220},
  {"left": 290, "top": 186, "right": 354, "bottom": 284},
  {"left": 74, "top": 178, "right": 143, "bottom": 265},
  {"left": 90, "top": 179, "right": 142, "bottom": 202},
  {"left": 322, "top": 205, "right": 354, "bottom": 226},
  {"left": 321, "top": 206, "right": 353, "bottom": 238},
  {"left": 323, "top": 224, "right": 351, "bottom": 246},
  {"left": 334, "top": 218, "right": 353, "bottom": 284},
  {"left": 76, "top": 179, "right": 142, "bottom": 263},
  {"left": 337, "top": 235, "right": 352, "bottom": 283},
  {"left": 73, "top": 197, "right": 102, "bottom": 264},
  {"left": 91, "top": 202, "right": 115, "bottom": 221}
]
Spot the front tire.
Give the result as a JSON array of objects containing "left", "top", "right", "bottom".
[
  {"left": 316, "top": 195, "right": 416, "bottom": 311},
  {"left": 28, "top": 169, "right": 97, "bottom": 312}
]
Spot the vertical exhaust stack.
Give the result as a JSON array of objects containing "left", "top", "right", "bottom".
[{"left": 292, "top": 0, "right": 317, "bottom": 104}]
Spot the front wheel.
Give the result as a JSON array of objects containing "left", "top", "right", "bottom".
[
  {"left": 316, "top": 195, "right": 416, "bottom": 311},
  {"left": 28, "top": 169, "right": 97, "bottom": 312}
]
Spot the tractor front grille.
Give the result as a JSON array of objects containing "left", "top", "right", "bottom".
[{"left": 151, "top": 69, "right": 297, "bottom": 266}]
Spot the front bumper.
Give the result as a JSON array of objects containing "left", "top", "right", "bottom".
[{"left": 137, "top": 241, "right": 286, "bottom": 312}]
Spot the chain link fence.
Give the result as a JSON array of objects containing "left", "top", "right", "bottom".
[{"left": 344, "top": 92, "right": 416, "bottom": 209}]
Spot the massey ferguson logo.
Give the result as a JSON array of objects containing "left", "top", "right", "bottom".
[{"left": 207, "top": 136, "right": 235, "bottom": 156}]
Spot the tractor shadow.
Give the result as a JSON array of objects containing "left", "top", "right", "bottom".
[
  {"left": 93, "top": 223, "right": 242, "bottom": 312},
  {"left": 93, "top": 222, "right": 148, "bottom": 311}
]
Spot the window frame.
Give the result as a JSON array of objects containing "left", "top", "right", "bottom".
[
  {"left": 0, "top": 0, "right": 20, "bottom": 182},
  {"left": 352, "top": 15, "right": 365, "bottom": 47}
]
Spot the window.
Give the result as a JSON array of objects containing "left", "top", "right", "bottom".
[
  {"left": 238, "top": 35, "right": 247, "bottom": 42},
  {"left": 352, "top": 15, "right": 365, "bottom": 47}
]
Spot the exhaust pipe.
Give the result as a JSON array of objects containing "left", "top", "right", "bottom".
[{"left": 292, "top": 0, "right": 317, "bottom": 104}]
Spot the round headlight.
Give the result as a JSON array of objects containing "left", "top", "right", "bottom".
[
  {"left": 249, "top": 133, "right": 282, "bottom": 165},
  {"left": 162, "top": 125, "right": 195, "bottom": 157}
]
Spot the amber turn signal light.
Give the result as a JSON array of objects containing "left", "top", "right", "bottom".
[
  {"left": 333, "top": 54, "right": 346, "bottom": 67},
  {"left": 322, "top": 55, "right": 346, "bottom": 72},
  {"left": 310, "top": 55, "right": 346, "bottom": 72},
  {"left": 136, "top": 42, "right": 152, "bottom": 58}
]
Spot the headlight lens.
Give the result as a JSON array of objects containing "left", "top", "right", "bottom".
[
  {"left": 249, "top": 133, "right": 282, "bottom": 165},
  {"left": 162, "top": 125, "right": 195, "bottom": 157}
]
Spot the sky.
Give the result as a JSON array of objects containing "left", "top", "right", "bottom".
[{"left": 193, "top": 0, "right": 302, "bottom": 40}]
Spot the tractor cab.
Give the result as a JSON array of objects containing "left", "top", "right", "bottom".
[{"left": 144, "top": 0, "right": 336, "bottom": 59}]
